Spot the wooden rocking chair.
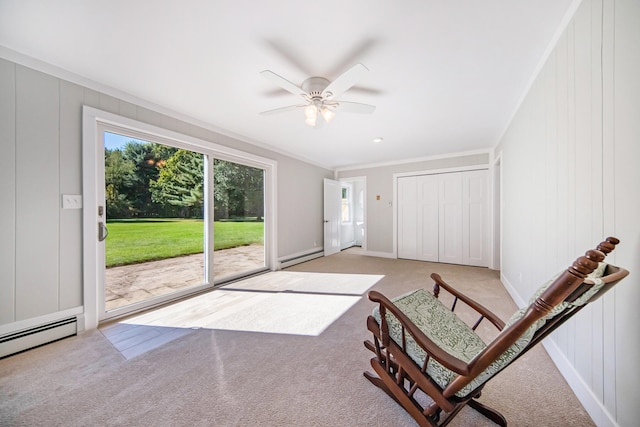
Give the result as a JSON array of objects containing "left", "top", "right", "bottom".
[{"left": 364, "top": 237, "right": 629, "bottom": 426}]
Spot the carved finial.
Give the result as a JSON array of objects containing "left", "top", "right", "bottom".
[
  {"left": 569, "top": 250, "right": 604, "bottom": 278},
  {"left": 596, "top": 237, "right": 619, "bottom": 255}
]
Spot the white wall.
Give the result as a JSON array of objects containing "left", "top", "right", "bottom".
[
  {"left": 0, "top": 56, "right": 332, "bottom": 336},
  {"left": 337, "top": 152, "right": 490, "bottom": 255},
  {"left": 497, "top": 0, "right": 639, "bottom": 425}
]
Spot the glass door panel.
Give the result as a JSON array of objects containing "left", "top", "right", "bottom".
[
  {"left": 103, "top": 131, "right": 207, "bottom": 312},
  {"left": 212, "top": 158, "right": 265, "bottom": 281}
]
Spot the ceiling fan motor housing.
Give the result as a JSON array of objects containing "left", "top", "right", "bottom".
[{"left": 302, "top": 77, "right": 331, "bottom": 99}]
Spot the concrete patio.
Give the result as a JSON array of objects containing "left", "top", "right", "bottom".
[{"left": 105, "top": 244, "right": 264, "bottom": 311}]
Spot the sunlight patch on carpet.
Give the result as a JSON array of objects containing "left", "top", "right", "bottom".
[{"left": 120, "top": 271, "right": 384, "bottom": 336}]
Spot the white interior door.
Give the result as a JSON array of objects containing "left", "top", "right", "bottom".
[
  {"left": 417, "top": 175, "right": 439, "bottom": 262},
  {"left": 462, "top": 170, "right": 489, "bottom": 266},
  {"left": 438, "top": 173, "right": 463, "bottom": 264},
  {"left": 398, "top": 175, "right": 439, "bottom": 261},
  {"left": 397, "top": 176, "right": 417, "bottom": 259},
  {"left": 323, "top": 178, "right": 341, "bottom": 256}
]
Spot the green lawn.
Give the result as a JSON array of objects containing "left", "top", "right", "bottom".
[{"left": 106, "top": 218, "right": 264, "bottom": 267}]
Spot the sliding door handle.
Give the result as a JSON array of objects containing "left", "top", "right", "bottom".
[{"left": 98, "top": 222, "right": 109, "bottom": 242}]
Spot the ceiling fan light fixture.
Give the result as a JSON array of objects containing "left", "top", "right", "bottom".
[
  {"left": 304, "top": 104, "right": 317, "bottom": 119},
  {"left": 304, "top": 104, "right": 318, "bottom": 126},
  {"left": 304, "top": 115, "right": 317, "bottom": 127},
  {"left": 320, "top": 107, "right": 335, "bottom": 123}
]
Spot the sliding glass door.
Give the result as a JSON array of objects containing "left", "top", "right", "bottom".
[{"left": 98, "top": 127, "right": 267, "bottom": 320}]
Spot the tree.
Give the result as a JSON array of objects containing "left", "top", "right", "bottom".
[
  {"left": 104, "top": 149, "right": 136, "bottom": 217},
  {"left": 213, "top": 159, "right": 264, "bottom": 220},
  {"left": 150, "top": 150, "right": 204, "bottom": 217},
  {"left": 120, "top": 141, "right": 174, "bottom": 216}
]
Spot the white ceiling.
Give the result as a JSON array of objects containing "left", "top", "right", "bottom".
[{"left": 0, "top": 0, "right": 575, "bottom": 169}]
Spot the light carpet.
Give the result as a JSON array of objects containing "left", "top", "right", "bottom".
[{"left": 0, "top": 250, "right": 595, "bottom": 426}]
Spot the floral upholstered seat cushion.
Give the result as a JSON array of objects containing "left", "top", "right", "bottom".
[
  {"left": 468, "top": 264, "right": 609, "bottom": 392},
  {"left": 372, "top": 289, "right": 487, "bottom": 396},
  {"left": 466, "top": 263, "right": 609, "bottom": 394},
  {"left": 372, "top": 264, "right": 609, "bottom": 398}
]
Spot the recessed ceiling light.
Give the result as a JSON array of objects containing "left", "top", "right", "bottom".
[{"left": 372, "top": 137, "right": 383, "bottom": 143}]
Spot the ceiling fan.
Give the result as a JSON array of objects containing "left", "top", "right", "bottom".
[{"left": 260, "top": 63, "right": 376, "bottom": 127}]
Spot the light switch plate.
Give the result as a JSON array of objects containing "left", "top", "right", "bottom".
[{"left": 62, "top": 194, "right": 83, "bottom": 209}]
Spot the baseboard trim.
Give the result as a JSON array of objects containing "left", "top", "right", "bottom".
[
  {"left": 499, "top": 272, "right": 526, "bottom": 307},
  {"left": 278, "top": 249, "right": 324, "bottom": 268},
  {"left": 0, "top": 306, "right": 82, "bottom": 337},
  {"left": 500, "top": 273, "right": 616, "bottom": 427},
  {"left": 543, "top": 339, "right": 618, "bottom": 427},
  {"left": 0, "top": 317, "right": 77, "bottom": 358}
]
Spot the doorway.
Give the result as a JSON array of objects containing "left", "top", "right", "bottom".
[
  {"left": 339, "top": 177, "right": 366, "bottom": 250},
  {"left": 99, "top": 128, "right": 267, "bottom": 320},
  {"left": 82, "top": 107, "right": 277, "bottom": 329}
]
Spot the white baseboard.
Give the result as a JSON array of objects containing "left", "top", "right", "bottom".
[
  {"left": 0, "top": 306, "right": 82, "bottom": 337},
  {"left": 500, "top": 272, "right": 526, "bottom": 307},
  {"left": 278, "top": 248, "right": 324, "bottom": 269},
  {"left": 500, "top": 273, "right": 616, "bottom": 427},
  {"left": 0, "top": 317, "right": 77, "bottom": 358},
  {"left": 543, "top": 339, "right": 618, "bottom": 427}
]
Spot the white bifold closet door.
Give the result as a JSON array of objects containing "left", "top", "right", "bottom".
[
  {"left": 438, "top": 173, "right": 463, "bottom": 264},
  {"left": 461, "top": 170, "right": 488, "bottom": 266},
  {"left": 397, "top": 175, "right": 418, "bottom": 260},
  {"left": 397, "top": 170, "right": 488, "bottom": 267},
  {"left": 397, "top": 175, "right": 439, "bottom": 261}
]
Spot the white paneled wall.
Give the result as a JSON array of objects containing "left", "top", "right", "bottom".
[
  {"left": 0, "top": 56, "right": 332, "bottom": 343},
  {"left": 497, "top": 0, "right": 640, "bottom": 425},
  {"left": 0, "top": 59, "right": 16, "bottom": 325},
  {"left": 59, "top": 80, "right": 85, "bottom": 310},
  {"left": 15, "top": 67, "right": 60, "bottom": 319},
  {"left": 611, "top": 1, "right": 640, "bottom": 426}
]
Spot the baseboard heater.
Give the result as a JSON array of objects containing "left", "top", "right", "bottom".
[
  {"left": 279, "top": 249, "right": 324, "bottom": 269},
  {"left": 0, "top": 317, "right": 77, "bottom": 358}
]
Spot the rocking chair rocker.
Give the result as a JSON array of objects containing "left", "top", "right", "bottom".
[{"left": 364, "top": 237, "right": 629, "bottom": 426}]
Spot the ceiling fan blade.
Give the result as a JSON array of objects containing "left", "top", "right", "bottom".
[
  {"left": 322, "top": 63, "right": 369, "bottom": 99},
  {"left": 260, "top": 70, "right": 307, "bottom": 98},
  {"left": 260, "top": 104, "right": 303, "bottom": 115},
  {"left": 335, "top": 101, "right": 376, "bottom": 114}
]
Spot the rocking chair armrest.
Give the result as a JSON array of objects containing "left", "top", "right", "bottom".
[
  {"left": 368, "top": 290, "right": 471, "bottom": 376},
  {"left": 430, "top": 273, "right": 506, "bottom": 330},
  {"left": 583, "top": 264, "right": 629, "bottom": 286}
]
